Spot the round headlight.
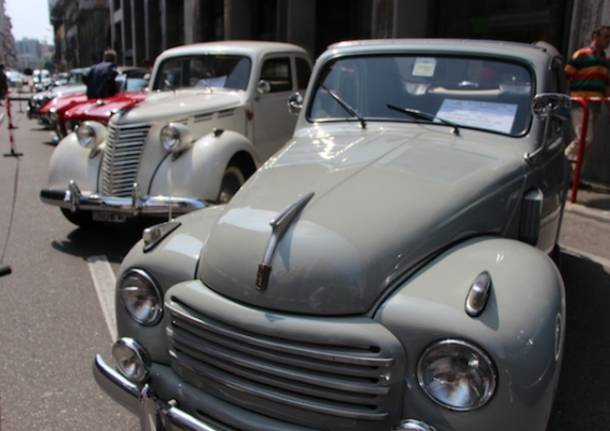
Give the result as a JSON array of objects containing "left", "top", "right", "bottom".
[
  {"left": 160, "top": 124, "right": 181, "bottom": 152},
  {"left": 112, "top": 338, "right": 150, "bottom": 383},
  {"left": 77, "top": 124, "right": 96, "bottom": 148},
  {"left": 417, "top": 339, "right": 496, "bottom": 411},
  {"left": 119, "top": 269, "right": 163, "bottom": 325}
]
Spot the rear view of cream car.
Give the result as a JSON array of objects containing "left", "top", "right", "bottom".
[{"left": 40, "top": 41, "right": 311, "bottom": 226}]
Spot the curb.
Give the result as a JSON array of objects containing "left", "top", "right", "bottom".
[
  {"left": 565, "top": 202, "right": 610, "bottom": 224},
  {"left": 560, "top": 244, "right": 610, "bottom": 270}
]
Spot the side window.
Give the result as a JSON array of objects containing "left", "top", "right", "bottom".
[
  {"left": 296, "top": 57, "right": 311, "bottom": 90},
  {"left": 260, "top": 58, "right": 292, "bottom": 92}
]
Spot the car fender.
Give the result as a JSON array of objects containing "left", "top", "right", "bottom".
[
  {"left": 148, "top": 130, "right": 259, "bottom": 201},
  {"left": 115, "top": 206, "right": 225, "bottom": 363},
  {"left": 47, "top": 132, "right": 103, "bottom": 192},
  {"left": 375, "top": 236, "right": 565, "bottom": 431}
]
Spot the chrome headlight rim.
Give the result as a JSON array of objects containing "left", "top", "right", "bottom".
[
  {"left": 118, "top": 268, "right": 163, "bottom": 326},
  {"left": 76, "top": 120, "right": 107, "bottom": 149},
  {"left": 112, "top": 337, "right": 151, "bottom": 383},
  {"left": 417, "top": 338, "right": 497, "bottom": 412},
  {"left": 160, "top": 122, "right": 194, "bottom": 154}
]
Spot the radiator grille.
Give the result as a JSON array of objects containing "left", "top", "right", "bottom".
[
  {"left": 101, "top": 122, "right": 150, "bottom": 197},
  {"left": 166, "top": 298, "right": 403, "bottom": 431}
]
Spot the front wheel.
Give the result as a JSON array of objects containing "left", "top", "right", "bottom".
[
  {"left": 60, "top": 208, "right": 94, "bottom": 228},
  {"left": 217, "top": 165, "right": 246, "bottom": 204}
]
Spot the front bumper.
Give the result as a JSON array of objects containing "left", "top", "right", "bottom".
[
  {"left": 40, "top": 180, "right": 207, "bottom": 217},
  {"left": 93, "top": 355, "right": 218, "bottom": 431}
]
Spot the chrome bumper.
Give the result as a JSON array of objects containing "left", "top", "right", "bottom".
[
  {"left": 40, "top": 181, "right": 207, "bottom": 216},
  {"left": 93, "top": 355, "right": 219, "bottom": 431}
]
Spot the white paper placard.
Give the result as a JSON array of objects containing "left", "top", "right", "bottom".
[
  {"left": 436, "top": 99, "right": 518, "bottom": 133},
  {"left": 412, "top": 58, "right": 437, "bottom": 77}
]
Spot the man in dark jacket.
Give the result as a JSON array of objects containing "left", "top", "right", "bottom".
[
  {"left": 0, "top": 64, "right": 8, "bottom": 104},
  {"left": 84, "top": 49, "right": 118, "bottom": 99}
]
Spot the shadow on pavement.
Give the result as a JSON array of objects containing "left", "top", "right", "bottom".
[
  {"left": 548, "top": 250, "right": 610, "bottom": 430},
  {"left": 50, "top": 223, "right": 145, "bottom": 264}
]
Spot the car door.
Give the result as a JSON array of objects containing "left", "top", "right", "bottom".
[
  {"left": 252, "top": 55, "right": 298, "bottom": 161},
  {"left": 525, "top": 57, "right": 571, "bottom": 253}
]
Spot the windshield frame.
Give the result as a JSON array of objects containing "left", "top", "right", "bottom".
[
  {"left": 306, "top": 53, "right": 537, "bottom": 138},
  {"left": 151, "top": 53, "right": 253, "bottom": 92}
]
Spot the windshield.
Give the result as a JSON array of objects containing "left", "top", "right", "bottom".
[
  {"left": 153, "top": 54, "right": 251, "bottom": 91},
  {"left": 309, "top": 55, "right": 533, "bottom": 136}
]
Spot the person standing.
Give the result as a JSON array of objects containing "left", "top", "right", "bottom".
[
  {"left": 84, "top": 49, "right": 119, "bottom": 99},
  {"left": 0, "top": 64, "right": 8, "bottom": 105},
  {"left": 564, "top": 25, "right": 610, "bottom": 161}
]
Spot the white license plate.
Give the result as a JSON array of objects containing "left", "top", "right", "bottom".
[{"left": 92, "top": 212, "right": 128, "bottom": 223}]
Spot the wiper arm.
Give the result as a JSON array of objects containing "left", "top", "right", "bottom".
[
  {"left": 320, "top": 84, "right": 366, "bottom": 129},
  {"left": 386, "top": 103, "right": 459, "bottom": 136}
]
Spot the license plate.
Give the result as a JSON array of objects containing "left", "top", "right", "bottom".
[{"left": 92, "top": 212, "right": 128, "bottom": 223}]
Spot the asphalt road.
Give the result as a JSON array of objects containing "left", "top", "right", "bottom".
[{"left": 0, "top": 104, "right": 609, "bottom": 430}]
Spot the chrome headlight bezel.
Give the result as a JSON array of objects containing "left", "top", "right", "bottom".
[
  {"left": 417, "top": 338, "right": 497, "bottom": 412},
  {"left": 118, "top": 268, "right": 163, "bottom": 326},
  {"left": 160, "top": 122, "right": 194, "bottom": 154},
  {"left": 76, "top": 120, "right": 107, "bottom": 149}
]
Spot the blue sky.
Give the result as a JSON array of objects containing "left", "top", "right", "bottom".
[{"left": 5, "top": 0, "right": 54, "bottom": 43}]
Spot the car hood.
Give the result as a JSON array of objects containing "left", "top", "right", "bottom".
[
  {"left": 65, "top": 91, "right": 146, "bottom": 121},
  {"left": 40, "top": 94, "right": 87, "bottom": 113},
  {"left": 118, "top": 88, "right": 245, "bottom": 123},
  {"left": 199, "top": 126, "right": 526, "bottom": 315},
  {"left": 51, "top": 84, "right": 86, "bottom": 98}
]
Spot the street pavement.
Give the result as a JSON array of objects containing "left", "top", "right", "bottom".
[{"left": 0, "top": 101, "right": 609, "bottom": 430}]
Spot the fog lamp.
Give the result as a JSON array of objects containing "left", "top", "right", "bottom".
[
  {"left": 395, "top": 419, "right": 436, "bottom": 430},
  {"left": 112, "top": 338, "right": 150, "bottom": 383}
]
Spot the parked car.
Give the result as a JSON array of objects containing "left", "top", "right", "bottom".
[
  {"left": 5, "top": 69, "right": 25, "bottom": 91},
  {"left": 39, "top": 67, "right": 148, "bottom": 142},
  {"left": 40, "top": 41, "right": 311, "bottom": 226},
  {"left": 27, "top": 68, "right": 89, "bottom": 123},
  {"left": 92, "top": 39, "right": 571, "bottom": 431},
  {"left": 32, "top": 68, "right": 53, "bottom": 92}
]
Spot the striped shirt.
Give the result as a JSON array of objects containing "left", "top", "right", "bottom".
[{"left": 564, "top": 47, "right": 610, "bottom": 97}]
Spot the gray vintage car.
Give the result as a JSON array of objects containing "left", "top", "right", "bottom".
[{"left": 94, "top": 39, "right": 571, "bottom": 431}]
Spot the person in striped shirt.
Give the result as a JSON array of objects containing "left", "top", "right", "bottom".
[{"left": 564, "top": 25, "right": 610, "bottom": 161}]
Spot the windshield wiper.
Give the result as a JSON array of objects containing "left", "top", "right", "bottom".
[
  {"left": 320, "top": 84, "right": 366, "bottom": 129},
  {"left": 386, "top": 103, "right": 459, "bottom": 136}
]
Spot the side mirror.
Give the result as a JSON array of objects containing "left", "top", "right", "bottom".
[
  {"left": 256, "top": 80, "right": 271, "bottom": 95},
  {"left": 287, "top": 92, "right": 304, "bottom": 115},
  {"left": 531, "top": 93, "right": 571, "bottom": 118}
]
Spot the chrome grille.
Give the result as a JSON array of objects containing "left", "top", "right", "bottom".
[
  {"left": 102, "top": 122, "right": 150, "bottom": 197},
  {"left": 166, "top": 298, "right": 404, "bottom": 431}
]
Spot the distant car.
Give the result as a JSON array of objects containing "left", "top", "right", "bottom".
[
  {"left": 28, "top": 68, "right": 89, "bottom": 123},
  {"left": 5, "top": 70, "right": 25, "bottom": 91},
  {"left": 92, "top": 39, "right": 570, "bottom": 431},
  {"left": 40, "top": 41, "right": 311, "bottom": 226},
  {"left": 33, "top": 68, "right": 53, "bottom": 92},
  {"left": 39, "top": 67, "right": 148, "bottom": 141}
]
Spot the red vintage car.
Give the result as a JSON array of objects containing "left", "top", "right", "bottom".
[
  {"left": 63, "top": 90, "right": 147, "bottom": 135},
  {"left": 39, "top": 67, "right": 148, "bottom": 142}
]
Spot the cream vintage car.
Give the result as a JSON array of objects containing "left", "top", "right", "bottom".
[
  {"left": 40, "top": 41, "right": 311, "bottom": 226},
  {"left": 94, "top": 39, "right": 570, "bottom": 431}
]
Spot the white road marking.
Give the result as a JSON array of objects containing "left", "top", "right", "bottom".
[{"left": 87, "top": 255, "right": 118, "bottom": 340}]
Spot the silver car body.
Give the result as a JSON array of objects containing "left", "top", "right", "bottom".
[
  {"left": 41, "top": 41, "right": 311, "bottom": 222},
  {"left": 94, "top": 39, "right": 569, "bottom": 431}
]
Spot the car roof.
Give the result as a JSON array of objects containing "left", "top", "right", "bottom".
[
  {"left": 157, "top": 41, "right": 308, "bottom": 60},
  {"left": 323, "top": 39, "right": 554, "bottom": 65}
]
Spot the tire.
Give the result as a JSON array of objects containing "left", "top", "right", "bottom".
[
  {"left": 60, "top": 208, "right": 95, "bottom": 228},
  {"left": 217, "top": 165, "right": 246, "bottom": 204}
]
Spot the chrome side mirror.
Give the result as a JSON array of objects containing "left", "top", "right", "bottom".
[
  {"left": 287, "top": 92, "right": 304, "bottom": 115},
  {"left": 531, "top": 93, "right": 571, "bottom": 118},
  {"left": 256, "top": 80, "right": 271, "bottom": 95}
]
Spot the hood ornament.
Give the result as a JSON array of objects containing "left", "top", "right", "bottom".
[{"left": 256, "top": 192, "right": 315, "bottom": 290}]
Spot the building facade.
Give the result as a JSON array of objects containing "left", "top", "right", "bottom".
[
  {"left": 0, "top": 0, "right": 17, "bottom": 67},
  {"left": 47, "top": 0, "right": 610, "bottom": 68}
]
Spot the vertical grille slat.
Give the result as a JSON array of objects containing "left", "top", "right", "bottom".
[{"left": 102, "top": 122, "right": 151, "bottom": 197}]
